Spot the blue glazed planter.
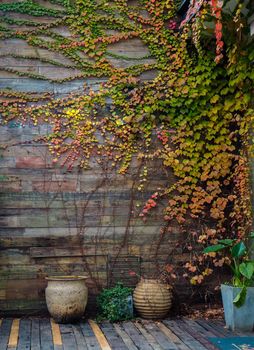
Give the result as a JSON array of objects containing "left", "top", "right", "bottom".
[{"left": 221, "top": 284, "right": 254, "bottom": 331}]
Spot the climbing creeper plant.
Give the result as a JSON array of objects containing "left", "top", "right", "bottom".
[{"left": 0, "top": 0, "right": 254, "bottom": 286}]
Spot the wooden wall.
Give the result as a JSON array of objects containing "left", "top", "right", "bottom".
[{"left": 0, "top": 0, "right": 204, "bottom": 315}]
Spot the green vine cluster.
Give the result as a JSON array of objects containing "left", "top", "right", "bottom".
[{"left": 0, "top": 0, "right": 254, "bottom": 286}]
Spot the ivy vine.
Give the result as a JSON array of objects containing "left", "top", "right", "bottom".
[{"left": 0, "top": 0, "right": 254, "bottom": 287}]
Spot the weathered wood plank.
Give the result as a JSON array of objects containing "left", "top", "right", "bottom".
[
  {"left": 0, "top": 279, "right": 46, "bottom": 300},
  {"left": 134, "top": 322, "right": 162, "bottom": 350},
  {"left": 0, "top": 190, "right": 158, "bottom": 203},
  {"left": 180, "top": 320, "right": 218, "bottom": 350},
  {"left": 72, "top": 324, "right": 88, "bottom": 350},
  {"left": 183, "top": 320, "right": 217, "bottom": 338},
  {"left": 163, "top": 320, "right": 207, "bottom": 350},
  {"left": 0, "top": 223, "right": 167, "bottom": 237},
  {"left": 40, "top": 319, "right": 54, "bottom": 350},
  {"left": 88, "top": 320, "right": 111, "bottom": 350},
  {"left": 100, "top": 322, "right": 128, "bottom": 350},
  {"left": 0, "top": 211, "right": 163, "bottom": 228},
  {"left": 50, "top": 319, "right": 62, "bottom": 348},
  {"left": 8, "top": 319, "right": 20, "bottom": 348},
  {"left": 206, "top": 320, "right": 233, "bottom": 337},
  {"left": 79, "top": 322, "right": 101, "bottom": 350},
  {"left": 140, "top": 321, "right": 178, "bottom": 350},
  {"left": 196, "top": 319, "right": 224, "bottom": 337},
  {"left": 107, "top": 38, "right": 151, "bottom": 56},
  {"left": 121, "top": 321, "right": 153, "bottom": 350},
  {"left": 31, "top": 318, "right": 41, "bottom": 350},
  {"left": 17, "top": 319, "right": 31, "bottom": 350},
  {"left": 155, "top": 322, "right": 191, "bottom": 350},
  {"left": 59, "top": 324, "right": 77, "bottom": 350},
  {"left": 113, "top": 323, "right": 139, "bottom": 350},
  {"left": 0, "top": 319, "right": 12, "bottom": 350},
  {"left": 30, "top": 247, "right": 108, "bottom": 258},
  {"left": 0, "top": 300, "right": 47, "bottom": 314}
]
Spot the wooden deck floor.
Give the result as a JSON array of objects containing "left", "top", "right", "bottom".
[{"left": 0, "top": 317, "right": 252, "bottom": 350}]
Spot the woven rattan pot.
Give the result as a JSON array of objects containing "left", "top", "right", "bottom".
[{"left": 133, "top": 279, "right": 172, "bottom": 319}]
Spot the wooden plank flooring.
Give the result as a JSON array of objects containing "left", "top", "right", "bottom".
[{"left": 0, "top": 318, "right": 253, "bottom": 350}]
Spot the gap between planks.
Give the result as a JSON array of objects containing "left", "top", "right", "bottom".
[
  {"left": 8, "top": 319, "right": 20, "bottom": 348},
  {"left": 51, "top": 318, "right": 63, "bottom": 346},
  {"left": 88, "top": 319, "right": 112, "bottom": 350}
]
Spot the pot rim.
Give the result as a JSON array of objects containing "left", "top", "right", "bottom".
[
  {"left": 139, "top": 278, "right": 171, "bottom": 285},
  {"left": 221, "top": 283, "right": 254, "bottom": 289},
  {"left": 45, "top": 275, "right": 89, "bottom": 281}
]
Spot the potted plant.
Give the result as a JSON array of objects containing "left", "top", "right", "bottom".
[
  {"left": 204, "top": 234, "right": 254, "bottom": 331},
  {"left": 97, "top": 283, "right": 133, "bottom": 322}
]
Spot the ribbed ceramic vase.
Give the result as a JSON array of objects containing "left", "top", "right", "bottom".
[
  {"left": 133, "top": 279, "right": 172, "bottom": 319},
  {"left": 45, "top": 276, "right": 88, "bottom": 323}
]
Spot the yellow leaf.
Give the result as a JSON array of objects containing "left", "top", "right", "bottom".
[{"left": 210, "top": 95, "right": 220, "bottom": 104}]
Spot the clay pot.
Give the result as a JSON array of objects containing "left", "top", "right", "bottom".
[
  {"left": 133, "top": 279, "right": 172, "bottom": 319},
  {"left": 45, "top": 276, "right": 88, "bottom": 323}
]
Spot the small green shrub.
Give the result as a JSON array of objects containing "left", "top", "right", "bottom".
[{"left": 97, "top": 283, "right": 133, "bottom": 322}]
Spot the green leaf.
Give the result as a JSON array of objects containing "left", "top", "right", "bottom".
[
  {"left": 218, "top": 239, "right": 234, "bottom": 246},
  {"left": 144, "top": 106, "right": 152, "bottom": 113},
  {"left": 231, "top": 242, "right": 246, "bottom": 258},
  {"left": 203, "top": 244, "right": 226, "bottom": 253},
  {"left": 220, "top": 87, "right": 229, "bottom": 95},
  {"left": 239, "top": 262, "right": 254, "bottom": 280},
  {"left": 233, "top": 286, "right": 247, "bottom": 308},
  {"left": 116, "top": 119, "right": 123, "bottom": 126},
  {"left": 250, "top": 232, "right": 254, "bottom": 238}
]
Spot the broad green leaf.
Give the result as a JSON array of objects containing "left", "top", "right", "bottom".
[
  {"left": 250, "top": 232, "right": 254, "bottom": 238},
  {"left": 203, "top": 244, "right": 226, "bottom": 253},
  {"left": 218, "top": 239, "right": 234, "bottom": 246},
  {"left": 239, "top": 262, "right": 254, "bottom": 280},
  {"left": 233, "top": 286, "right": 247, "bottom": 308},
  {"left": 231, "top": 242, "right": 246, "bottom": 258}
]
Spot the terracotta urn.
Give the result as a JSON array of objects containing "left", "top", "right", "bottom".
[
  {"left": 133, "top": 279, "right": 172, "bottom": 319},
  {"left": 45, "top": 276, "right": 88, "bottom": 323}
]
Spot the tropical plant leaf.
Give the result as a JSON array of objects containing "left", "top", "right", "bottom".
[
  {"left": 233, "top": 286, "right": 247, "bottom": 308},
  {"left": 239, "top": 262, "right": 254, "bottom": 280},
  {"left": 203, "top": 244, "right": 227, "bottom": 253},
  {"left": 231, "top": 242, "right": 246, "bottom": 258}
]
